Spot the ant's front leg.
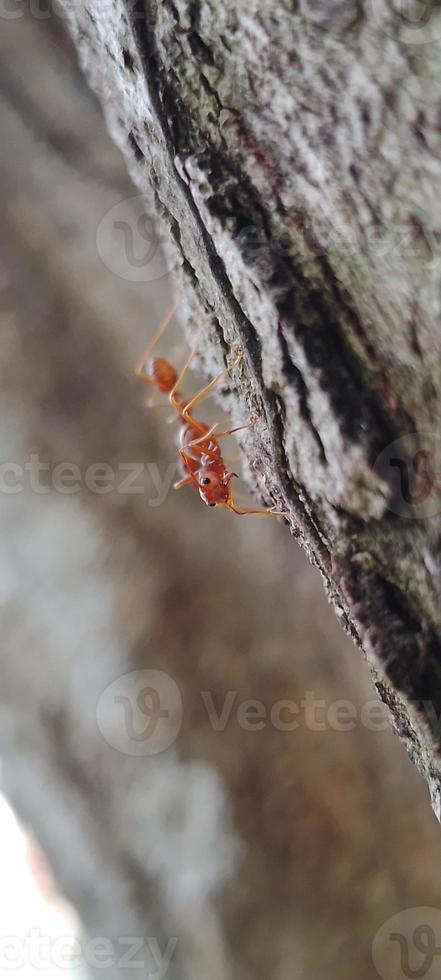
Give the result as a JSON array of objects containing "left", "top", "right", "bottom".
[
  {"left": 136, "top": 296, "right": 178, "bottom": 381},
  {"left": 187, "top": 418, "right": 254, "bottom": 454},
  {"left": 174, "top": 474, "right": 194, "bottom": 490},
  {"left": 174, "top": 449, "right": 200, "bottom": 491}
]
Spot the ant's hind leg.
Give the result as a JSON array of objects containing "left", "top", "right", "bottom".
[
  {"left": 227, "top": 492, "right": 285, "bottom": 517},
  {"left": 168, "top": 312, "right": 205, "bottom": 412},
  {"left": 182, "top": 369, "right": 225, "bottom": 418},
  {"left": 209, "top": 417, "right": 255, "bottom": 439},
  {"left": 136, "top": 294, "right": 179, "bottom": 380},
  {"left": 168, "top": 344, "right": 198, "bottom": 411},
  {"left": 187, "top": 419, "right": 253, "bottom": 462},
  {"left": 229, "top": 503, "right": 285, "bottom": 517},
  {"left": 182, "top": 351, "right": 242, "bottom": 421},
  {"left": 174, "top": 449, "right": 200, "bottom": 490}
]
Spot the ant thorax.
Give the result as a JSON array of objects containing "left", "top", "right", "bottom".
[
  {"left": 179, "top": 421, "right": 221, "bottom": 460},
  {"left": 178, "top": 421, "right": 207, "bottom": 463}
]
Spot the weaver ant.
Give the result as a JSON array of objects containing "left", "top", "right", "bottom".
[{"left": 136, "top": 299, "right": 282, "bottom": 517}]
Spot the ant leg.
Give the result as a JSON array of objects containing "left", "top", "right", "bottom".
[
  {"left": 182, "top": 351, "right": 242, "bottom": 421},
  {"left": 174, "top": 474, "right": 194, "bottom": 490},
  {"left": 175, "top": 449, "right": 200, "bottom": 489},
  {"left": 185, "top": 416, "right": 254, "bottom": 468},
  {"left": 182, "top": 369, "right": 225, "bottom": 417},
  {"left": 187, "top": 429, "right": 220, "bottom": 463},
  {"left": 136, "top": 295, "right": 179, "bottom": 381},
  {"left": 226, "top": 494, "right": 285, "bottom": 517},
  {"left": 168, "top": 344, "right": 198, "bottom": 409},
  {"left": 168, "top": 348, "right": 208, "bottom": 440},
  {"left": 187, "top": 422, "right": 236, "bottom": 463},
  {"left": 188, "top": 422, "right": 220, "bottom": 447},
  {"left": 188, "top": 417, "right": 253, "bottom": 449},
  {"left": 186, "top": 420, "right": 252, "bottom": 462},
  {"left": 168, "top": 313, "right": 204, "bottom": 413},
  {"left": 208, "top": 418, "right": 254, "bottom": 439}
]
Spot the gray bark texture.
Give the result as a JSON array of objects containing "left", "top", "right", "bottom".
[
  {"left": 3, "top": 10, "right": 441, "bottom": 980},
  {"left": 62, "top": 0, "right": 441, "bottom": 812}
]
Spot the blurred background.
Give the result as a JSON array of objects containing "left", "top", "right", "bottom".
[{"left": 1, "top": 6, "right": 441, "bottom": 980}]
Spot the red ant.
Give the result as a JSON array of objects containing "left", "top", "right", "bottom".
[{"left": 136, "top": 300, "right": 282, "bottom": 516}]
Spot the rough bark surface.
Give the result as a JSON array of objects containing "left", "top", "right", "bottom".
[
  {"left": 3, "top": 11, "right": 441, "bottom": 980},
  {"left": 62, "top": 3, "right": 441, "bottom": 807}
]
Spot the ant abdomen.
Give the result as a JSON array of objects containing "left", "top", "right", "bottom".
[{"left": 150, "top": 357, "right": 178, "bottom": 393}]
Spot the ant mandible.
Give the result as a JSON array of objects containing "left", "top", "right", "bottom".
[{"left": 136, "top": 298, "right": 283, "bottom": 517}]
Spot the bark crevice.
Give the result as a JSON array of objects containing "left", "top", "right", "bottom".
[{"left": 62, "top": 0, "right": 441, "bottom": 814}]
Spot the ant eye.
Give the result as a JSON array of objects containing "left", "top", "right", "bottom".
[{"left": 201, "top": 477, "right": 211, "bottom": 486}]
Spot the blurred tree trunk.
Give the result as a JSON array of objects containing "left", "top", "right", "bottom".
[
  {"left": 2, "top": 9, "right": 441, "bottom": 980},
  {"left": 62, "top": 0, "right": 441, "bottom": 812}
]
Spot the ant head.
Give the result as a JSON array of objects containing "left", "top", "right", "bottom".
[
  {"left": 197, "top": 462, "right": 237, "bottom": 508},
  {"left": 150, "top": 357, "right": 178, "bottom": 393}
]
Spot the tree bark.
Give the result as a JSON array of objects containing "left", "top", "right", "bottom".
[{"left": 62, "top": 0, "right": 441, "bottom": 812}]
